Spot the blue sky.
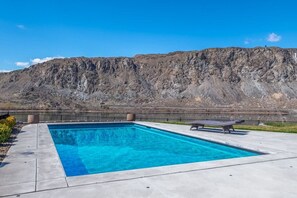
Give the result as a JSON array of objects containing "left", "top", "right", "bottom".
[{"left": 0, "top": 0, "right": 297, "bottom": 71}]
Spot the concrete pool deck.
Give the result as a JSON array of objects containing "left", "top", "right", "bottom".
[{"left": 0, "top": 121, "right": 296, "bottom": 197}]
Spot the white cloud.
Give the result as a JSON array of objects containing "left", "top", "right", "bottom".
[
  {"left": 31, "top": 56, "right": 64, "bottom": 65},
  {"left": 15, "top": 61, "right": 30, "bottom": 67},
  {"left": 16, "top": 24, "right": 26, "bottom": 29},
  {"left": 267, "top": 33, "right": 282, "bottom": 42},
  {"left": 0, "top": 70, "right": 12, "bottom": 73},
  {"left": 244, "top": 33, "right": 282, "bottom": 45},
  {"left": 15, "top": 56, "right": 64, "bottom": 68},
  {"left": 244, "top": 39, "right": 250, "bottom": 45}
]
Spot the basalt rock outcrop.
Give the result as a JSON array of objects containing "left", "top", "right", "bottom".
[{"left": 0, "top": 47, "right": 297, "bottom": 110}]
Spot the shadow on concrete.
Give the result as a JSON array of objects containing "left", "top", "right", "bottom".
[
  {"left": 20, "top": 151, "right": 34, "bottom": 156},
  {"left": 193, "top": 128, "right": 249, "bottom": 135},
  {"left": 0, "top": 161, "right": 9, "bottom": 168}
]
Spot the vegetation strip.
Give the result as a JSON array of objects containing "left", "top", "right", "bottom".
[
  {"left": 0, "top": 115, "right": 18, "bottom": 163},
  {"left": 157, "top": 121, "right": 297, "bottom": 133}
]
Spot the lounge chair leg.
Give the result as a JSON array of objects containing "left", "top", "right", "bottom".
[
  {"left": 223, "top": 126, "right": 232, "bottom": 134},
  {"left": 223, "top": 126, "right": 227, "bottom": 133}
]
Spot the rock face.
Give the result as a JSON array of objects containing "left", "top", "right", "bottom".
[{"left": 0, "top": 47, "right": 297, "bottom": 110}]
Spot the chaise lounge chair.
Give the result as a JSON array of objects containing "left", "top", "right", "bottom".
[{"left": 187, "top": 120, "right": 244, "bottom": 133}]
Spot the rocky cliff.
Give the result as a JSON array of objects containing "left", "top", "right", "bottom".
[{"left": 1, "top": 47, "right": 297, "bottom": 110}]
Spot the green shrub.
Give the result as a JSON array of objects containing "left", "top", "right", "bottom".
[
  {"left": 0, "top": 116, "right": 16, "bottom": 128},
  {"left": 0, "top": 116, "right": 16, "bottom": 143},
  {"left": 5, "top": 116, "right": 16, "bottom": 128},
  {"left": 0, "top": 124, "right": 12, "bottom": 143}
]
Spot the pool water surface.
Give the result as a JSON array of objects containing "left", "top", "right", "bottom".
[{"left": 48, "top": 123, "right": 259, "bottom": 176}]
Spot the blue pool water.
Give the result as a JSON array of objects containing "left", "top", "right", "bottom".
[{"left": 48, "top": 123, "right": 260, "bottom": 176}]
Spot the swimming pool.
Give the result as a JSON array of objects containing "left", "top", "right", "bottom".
[{"left": 48, "top": 123, "right": 260, "bottom": 176}]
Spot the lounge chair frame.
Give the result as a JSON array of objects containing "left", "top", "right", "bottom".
[{"left": 188, "top": 120, "right": 244, "bottom": 133}]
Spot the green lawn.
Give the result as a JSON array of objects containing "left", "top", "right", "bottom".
[
  {"left": 234, "top": 123, "right": 297, "bottom": 133},
  {"left": 156, "top": 121, "right": 297, "bottom": 133}
]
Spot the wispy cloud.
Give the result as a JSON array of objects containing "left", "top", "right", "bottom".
[
  {"left": 267, "top": 33, "right": 282, "bottom": 42},
  {"left": 244, "top": 33, "right": 282, "bottom": 45},
  {"left": 16, "top": 24, "right": 26, "bottom": 30},
  {"left": 0, "top": 70, "right": 12, "bottom": 73},
  {"left": 31, "top": 57, "right": 64, "bottom": 65},
  {"left": 243, "top": 38, "right": 261, "bottom": 45},
  {"left": 15, "top": 56, "right": 65, "bottom": 68},
  {"left": 244, "top": 39, "right": 251, "bottom": 45},
  {"left": 16, "top": 61, "right": 30, "bottom": 67}
]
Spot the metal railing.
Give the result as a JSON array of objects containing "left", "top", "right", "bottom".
[{"left": 5, "top": 111, "right": 297, "bottom": 125}]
